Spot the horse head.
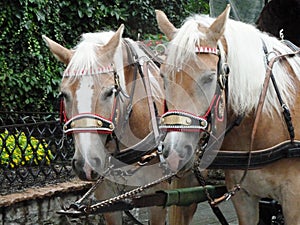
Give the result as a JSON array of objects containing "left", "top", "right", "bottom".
[
  {"left": 43, "top": 25, "right": 127, "bottom": 181},
  {"left": 156, "top": 6, "right": 230, "bottom": 172}
]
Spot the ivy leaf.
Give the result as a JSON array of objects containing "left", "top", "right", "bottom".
[
  {"left": 78, "top": 10, "right": 83, "bottom": 18},
  {"left": 36, "top": 11, "right": 45, "bottom": 22}
]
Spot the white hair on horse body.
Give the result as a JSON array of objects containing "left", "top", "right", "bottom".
[{"left": 166, "top": 14, "right": 300, "bottom": 117}]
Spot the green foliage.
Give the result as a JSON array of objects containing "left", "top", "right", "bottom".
[
  {"left": 0, "top": 130, "right": 53, "bottom": 168},
  {"left": 0, "top": 0, "right": 209, "bottom": 112}
]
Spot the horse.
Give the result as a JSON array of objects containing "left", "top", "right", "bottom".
[
  {"left": 156, "top": 5, "right": 300, "bottom": 225},
  {"left": 42, "top": 25, "right": 198, "bottom": 224},
  {"left": 256, "top": 0, "right": 300, "bottom": 47}
]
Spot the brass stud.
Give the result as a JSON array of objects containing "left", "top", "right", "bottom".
[
  {"left": 109, "top": 124, "right": 114, "bottom": 130},
  {"left": 200, "top": 121, "right": 206, "bottom": 127},
  {"left": 71, "top": 122, "right": 75, "bottom": 128},
  {"left": 63, "top": 125, "right": 67, "bottom": 131},
  {"left": 97, "top": 120, "right": 103, "bottom": 127},
  {"left": 161, "top": 118, "right": 165, "bottom": 124},
  {"left": 186, "top": 118, "right": 192, "bottom": 125}
]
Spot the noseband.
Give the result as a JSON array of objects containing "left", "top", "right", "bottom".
[{"left": 159, "top": 45, "right": 229, "bottom": 135}]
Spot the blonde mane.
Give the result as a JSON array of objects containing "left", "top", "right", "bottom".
[{"left": 166, "top": 14, "right": 300, "bottom": 116}]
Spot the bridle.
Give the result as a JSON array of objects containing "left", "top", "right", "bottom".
[
  {"left": 59, "top": 40, "right": 162, "bottom": 164},
  {"left": 60, "top": 65, "right": 124, "bottom": 136},
  {"left": 159, "top": 45, "right": 229, "bottom": 139}
]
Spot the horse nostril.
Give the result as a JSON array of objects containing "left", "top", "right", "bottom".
[
  {"left": 162, "top": 146, "right": 170, "bottom": 158},
  {"left": 91, "top": 170, "right": 99, "bottom": 180}
]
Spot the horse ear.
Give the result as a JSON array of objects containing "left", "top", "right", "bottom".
[
  {"left": 101, "top": 24, "right": 124, "bottom": 59},
  {"left": 155, "top": 10, "right": 177, "bottom": 40},
  {"left": 42, "top": 35, "right": 73, "bottom": 65},
  {"left": 207, "top": 4, "right": 231, "bottom": 42}
]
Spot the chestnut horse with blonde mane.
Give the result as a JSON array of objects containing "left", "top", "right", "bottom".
[
  {"left": 43, "top": 25, "right": 198, "bottom": 224},
  {"left": 156, "top": 5, "right": 300, "bottom": 225}
]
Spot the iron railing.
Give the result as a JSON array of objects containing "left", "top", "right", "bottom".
[{"left": 0, "top": 111, "right": 75, "bottom": 195}]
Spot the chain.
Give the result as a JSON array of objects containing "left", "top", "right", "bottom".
[
  {"left": 64, "top": 179, "right": 105, "bottom": 212},
  {"left": 61, "top": 161, "right": 175, "bottom": 216},
  {"left": 86, "top": 172, "right": 176, "bottom": 213},
  {"left": 74, "top": 176, "right": 105, "bottom": 205},
  {"left": 193, "top": 146, "right": 214, "bottom": 202}
]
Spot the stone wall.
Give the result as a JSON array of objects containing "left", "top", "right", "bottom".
[
  {"left": 0, "top": 172, "right": 226, "bottom": 225},
  {"left": 0, "top": 179, "right": 104, "bottom": 225}
]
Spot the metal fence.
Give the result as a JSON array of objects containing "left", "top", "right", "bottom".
[{"left": 0, "top": 111, "right": 75, "bottom": 195}]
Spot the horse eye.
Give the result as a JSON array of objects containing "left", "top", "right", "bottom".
[
  {"left": 103, "top": 87, "right": 116, "bottom": 99},
  {"left": 202, "top": 71, "right": 216, "bottom": 84}
]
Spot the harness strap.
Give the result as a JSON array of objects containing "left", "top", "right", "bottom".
[
  {"left": 115, "top": 131, "right": 159, "bottom": 164},
  {"left": 140, "top": 61, "right": 161, "bottom": 142},
  {"left": 238, "top": 41, "right": 300, "bottom": 186},
  {"left": 110, "top": 40, "right": 163, "bottom": 164},
  {"left": 209, "top": 140, "right": 300, "bottom": 169},
  {"left": 137, "top": 41, "right": 163, "bottom": 67},
  {"left": 124, "top": 211, "right": 144, "bottom": 225}
]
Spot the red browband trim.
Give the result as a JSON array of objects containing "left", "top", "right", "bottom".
[{"left": 195, "top": 46, "right": 219, "bottom": 55}]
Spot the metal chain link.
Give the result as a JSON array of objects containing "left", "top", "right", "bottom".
[
  {"left": 193, "top": 146, "right": 214, "bottom": 202},
  {"left": 87, "top": 172, "right": 176, "bottom": 213}
]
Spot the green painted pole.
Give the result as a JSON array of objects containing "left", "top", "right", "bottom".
[{"left": 159, "top": 185, "right": 217, "bottom": 207}]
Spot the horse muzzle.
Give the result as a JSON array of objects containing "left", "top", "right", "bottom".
[
  {"left": 159, "top": 132, "right": 196, "bottom": 172},
  {"left": 72, "top": 158, "right": 101, "bottom": 181}
]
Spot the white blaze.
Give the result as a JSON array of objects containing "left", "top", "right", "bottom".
[{"left": 76, "top": 76, "right": 94, "bottom": 165}]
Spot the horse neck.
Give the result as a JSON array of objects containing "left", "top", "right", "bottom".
[{"left": 222, "top": 101, "right": 298, "bottom": 152}]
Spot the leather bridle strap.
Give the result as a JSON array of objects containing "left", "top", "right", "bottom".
[{"left": 140, "top": 62, "right": 161, "bottom": 142}]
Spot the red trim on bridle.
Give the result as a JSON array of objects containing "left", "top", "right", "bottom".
[
  {"left": 160, "top": 94, "right": 218, "bottom": 133},
  {"left": 215, "top": 95, "right": 225, "bottom": 122},
  {"left": 60, "top": 98, "right": 67, "bottom": 124},
  {"left": 160, "top": 45, "right": 228, "bottom": 133},
  {"left": 59, "top": 92, "right": 119, "bottom": 135}
]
